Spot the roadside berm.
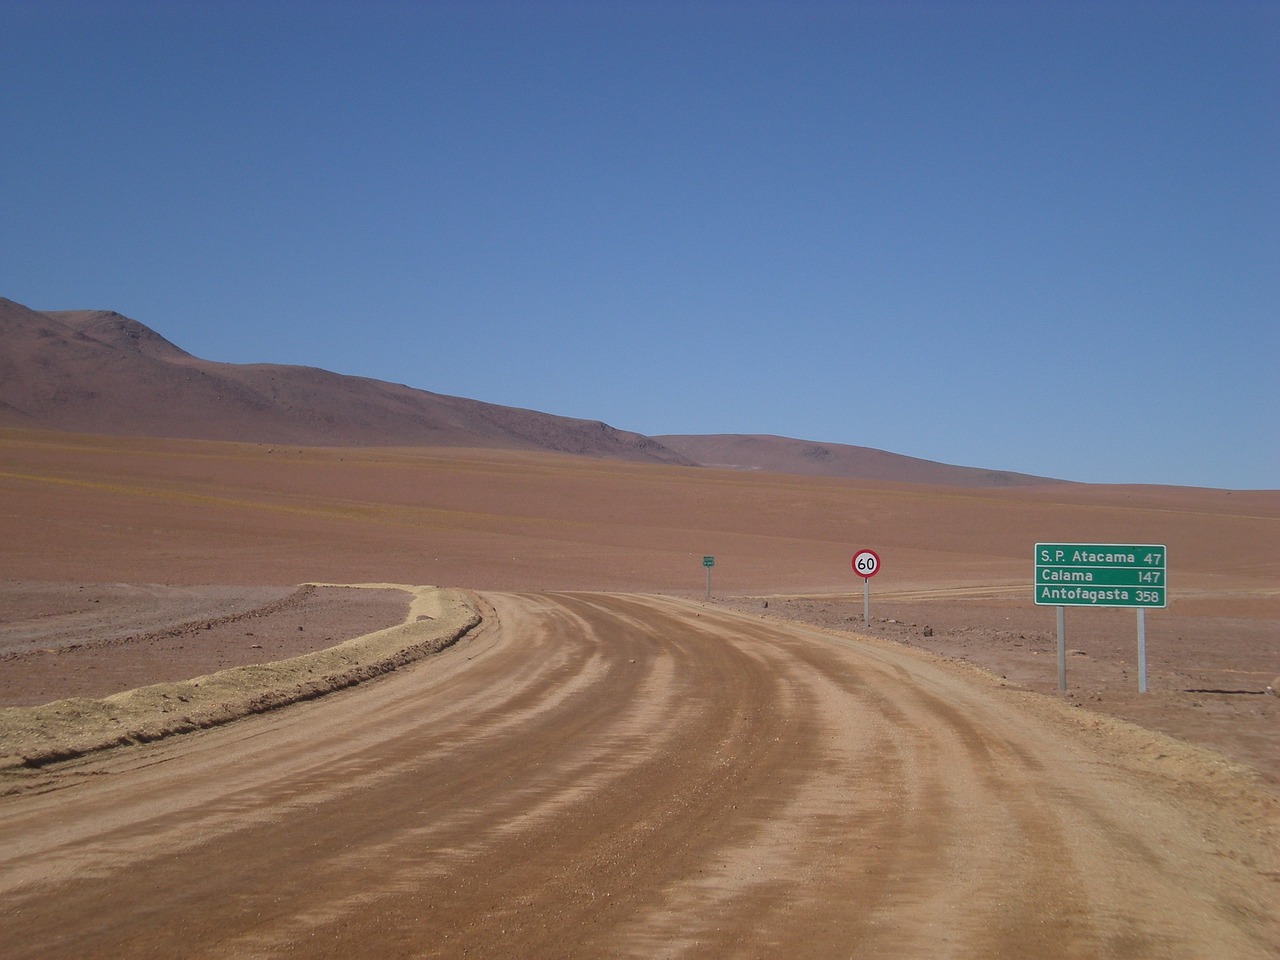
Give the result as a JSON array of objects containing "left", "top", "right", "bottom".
[{"left": 0, "top": 584, "right": 479, "bottom": 773}]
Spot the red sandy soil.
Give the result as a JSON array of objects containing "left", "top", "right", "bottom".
[
  {"left": 1, "top": 427, "right": 1275, "bottom": 778},
  {"left": 0, "top": 428, "right": 1276, "bottom": 957}
]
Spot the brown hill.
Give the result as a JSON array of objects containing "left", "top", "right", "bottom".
[
  {"left": 655, "top": 434, "right": 1062, "bottom": 487},
  {"left": 3, "top": 296, "right": 1064, "bottom": 484},
  {"left": 0, "top": 298, "right": 690, "bottom": 463}
]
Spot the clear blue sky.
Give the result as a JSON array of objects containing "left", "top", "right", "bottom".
[{"left": 3, "top": 2, "right": 1276, "bottom": 488}]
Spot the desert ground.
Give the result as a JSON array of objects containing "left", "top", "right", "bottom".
[{"left": 1, "top": 427, "right": 1277, "bottom": 957}]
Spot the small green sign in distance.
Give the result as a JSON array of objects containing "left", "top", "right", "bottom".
[
  {"left": 1034, "top": 543, "right": 1167, "bottom": 608},
  {"left": 702, "top": 556, "right": 715, "bottom": 568}
]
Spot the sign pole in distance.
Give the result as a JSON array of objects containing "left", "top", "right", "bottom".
[
  {"left": 851, "top": 550, "right": 880, "bottom": 627},
  {"left": 1138, "top": 608, "right": 1147, "bottom": 693},
  {"left": 1035, "top": 543, "right": 1166, "bottom": 693},
  {"left": 1056, "top": 605, "right": 1067, "bottom": 692},
  {"left": 702, "top": 556, "right": 715, "bottom": 599}
]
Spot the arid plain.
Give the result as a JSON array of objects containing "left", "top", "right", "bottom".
[{"left": 2, "top": 425, "right": 1278, "bottom": 958}]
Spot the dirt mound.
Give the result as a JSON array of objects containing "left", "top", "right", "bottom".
[{"left": 0, "top": 584, "right": 479, "bottom": 774}]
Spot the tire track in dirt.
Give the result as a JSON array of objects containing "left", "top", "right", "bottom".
[
  {"left": 761, "top": 610, "right": 1278, "bottom": 959},
  {"left": 0, "top": 593, "right": 1274, "bottom": 959}
]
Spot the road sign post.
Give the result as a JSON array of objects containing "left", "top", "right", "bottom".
[
  {"left": 1035, "top": 544, "right": 1166, "bottom": 693},
  {"left": 702, "top": 556, "right": 715, "bottom": 599},
  {"left": 851, "top": 550, "right": 880, "bottom": 627},
  {"left": 1056, "top": 604, "right": 1067, "bottom": 692},
  {"left": 1138, "top": 608, "right": 1147, "bottom": 694}
]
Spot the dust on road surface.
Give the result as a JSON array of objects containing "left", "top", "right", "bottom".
[{"left": 1, "top": 593, "right": 1276, "bottom": 959}]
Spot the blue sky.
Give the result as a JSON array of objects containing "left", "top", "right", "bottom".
[{"left": 3, "top": 1, "right": 1276, "bottom": 488}]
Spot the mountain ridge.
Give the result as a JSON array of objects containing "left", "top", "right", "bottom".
[
  {"left": 2, "top": 297, "right": 1062, "bottom": 485},
  {"left": 0, "top": 297, "right": 690, "bottom": 464},
  {"left": 654, "top": 434, "right": 1060, "bottom": 487}
]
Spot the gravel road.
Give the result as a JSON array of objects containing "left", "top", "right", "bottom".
[{"left": 0, "top": 593, "right": 1275, "bottom": 958}]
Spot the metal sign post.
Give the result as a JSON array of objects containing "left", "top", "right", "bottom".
[
  {"left": 1056, "top": 605, "right": 1067, "bottom": 692},
  {"left": 702, "top": 556, "right": 715, "bottom": 599},
  {"left": 851, "top": 550, "right": 881, "bottom": 627},
  {"left": 1138, "top": 608, "right": 1147, "bottom": 693}
]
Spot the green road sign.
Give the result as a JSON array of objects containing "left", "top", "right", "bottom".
[
  {"left": 702, "top": 556, "right": 715, "bottom": 568},
  {"left": 1034, "top": 543, "right": 1166, "bottom": 607}
]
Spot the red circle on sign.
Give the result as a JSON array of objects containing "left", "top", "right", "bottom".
[{"left": 852, "top": 549, "right": 880, "bottom": 578}]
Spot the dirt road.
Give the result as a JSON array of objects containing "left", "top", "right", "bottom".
[{"left": 1, "top": 594, "right": 1275, "bottom": 959}]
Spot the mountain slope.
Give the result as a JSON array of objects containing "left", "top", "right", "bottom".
[
  {"left": 0, "top": 298, "right": 691, "bottom": 463},
  {"left": 2, "top": 297, "right": 1066, "bottom": 485},
  {"left": 654, "top": 434, "right": 1062, "bottom": 487}
]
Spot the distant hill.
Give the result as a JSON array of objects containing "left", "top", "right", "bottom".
[
  {"left": 654, "top": 434, "right": 1062, "bottom": 487},
  {"left": 2, "top": 296, "right": 1064, "bottom": 485},
  {"left": 0, "top": 298, "right": 691, "bottom": 463}
]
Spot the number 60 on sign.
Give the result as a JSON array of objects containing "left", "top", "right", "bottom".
[{"left": 852, "top": 550, "right": 880, "bottom": 578}]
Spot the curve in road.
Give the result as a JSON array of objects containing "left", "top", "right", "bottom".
[{"left": 0, "top": 592, "right": 1275, "bottom": 959}]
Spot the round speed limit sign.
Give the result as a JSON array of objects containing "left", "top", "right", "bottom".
[{"left": 852, "top": 549, "right": 881, "bottom": 579}]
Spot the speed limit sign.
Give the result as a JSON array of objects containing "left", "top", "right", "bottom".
[
  {"left": 852, "top": 549, "right": 880, "bottom": 627},
  {"left": 852, "top": 549, "right": 880, "bottom": 579}
]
